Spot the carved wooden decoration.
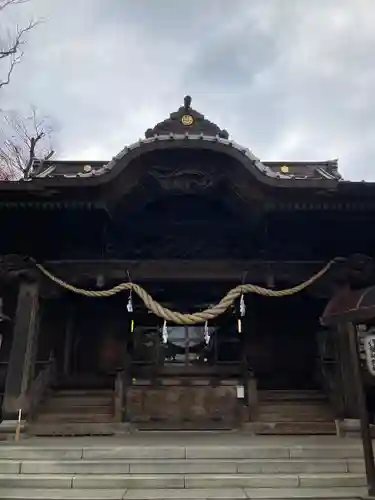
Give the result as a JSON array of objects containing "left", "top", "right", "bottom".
[
  {"left": 148, "top": 163, "right": 219, "bottom": 193},
  {"left": 364, "top": 333, "right": 375, "bottom": 376}
]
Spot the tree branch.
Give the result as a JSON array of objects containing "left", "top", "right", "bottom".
[
  {"left": 0, "top": 0, "right": 38, "bottom": 89},
  {"left": 0, "top": 20, "right": 37, "bottom": 59},
  {"left": 0, "top": 0, "right": 30, "bottom": 13}
]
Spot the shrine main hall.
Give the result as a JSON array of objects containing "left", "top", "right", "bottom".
[{"left": 0, "top": 96, "right": 375, "bottom": 436}]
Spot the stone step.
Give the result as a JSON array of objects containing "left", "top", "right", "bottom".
[
  {"left": 247, "top": 421, "right": 337, "bottom": 434},
  {"left": 0, "top": 487, "right": 367, "bottom": 500},
  {"left": 0, "top": 472, "right": 366, "bottom": 489},
  {"left": 0, "top": 444, "right": 366, "bottom": 460},
  {"left": 12, "top": 458, "right": 364, "bottom": 475},
  {"left": 0, "top": 490, "right": 127, "bottom": 500}
]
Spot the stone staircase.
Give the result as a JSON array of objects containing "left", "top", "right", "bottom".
[
  {"left": 28, "top": 389, "right": 118, "bottom": 436},
  {"left": 253, "top": 390, "right": 337, "bottom": 435},
  {"left": 0, "top": 435, "right": 369, "bottom": 499}
]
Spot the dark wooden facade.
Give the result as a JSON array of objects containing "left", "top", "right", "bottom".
[{"left": 1, "top": 96, "right": 375, "bottom": 433}]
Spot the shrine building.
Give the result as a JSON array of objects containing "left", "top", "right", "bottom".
[{"left": 0, "top": 96, "right": 375, "bottom": 436}]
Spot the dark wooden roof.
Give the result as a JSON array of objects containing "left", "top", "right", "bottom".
[
  {"left": 0, "top": 134, "right": 342, "bottom": 191},
  {"left": 30, "top": 159, "right": 341, "bottom": 182},
  {"left": 27, "top": 96, "right": 340, "bottom": 183},
  {"left": 1, "top": 96, "right": 375, "bottom": 207}
]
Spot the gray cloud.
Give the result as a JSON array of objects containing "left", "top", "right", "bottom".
[{"left": 1, "top": 0, "right": 375, "bottom": 180}]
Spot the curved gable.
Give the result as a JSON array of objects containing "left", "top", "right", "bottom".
[{"left": 0, "top": 96, "right": 344, "bottom": 204}]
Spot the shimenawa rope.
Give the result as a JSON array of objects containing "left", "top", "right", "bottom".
[{"left": 34, "top": 260, "right": 335, "bottom": 325}]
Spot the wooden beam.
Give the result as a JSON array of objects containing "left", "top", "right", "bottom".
[{"left": 41, "top": 259, "right": 328, "bottom": 284}]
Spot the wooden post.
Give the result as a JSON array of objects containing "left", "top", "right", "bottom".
[
  {"left": 336, "top": 323, "right": 360, "bottom": 418},
  {"left": 2, "top": 280, "right": 40, "bottom": 420},
  {"left": 14, "top": 409, "right": 22, "bottom": 442},
  {"left": 346, "top": 322, "right": 375, "bottom": 497},
  {"left": 246, "top": 376, "right": 258, "bottom": 421},
  {"left": 63, "top": 309, "right": 74, "bottom": 376},
  {"left": 114, "top": 370, "right": 124, "bottom": 422}
]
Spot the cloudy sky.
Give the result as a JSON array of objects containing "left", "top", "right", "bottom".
[{"left": 1, "top": 0, "right": 375, "bottom": 180}]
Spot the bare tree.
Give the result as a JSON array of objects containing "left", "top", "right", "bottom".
[
  {"left": 0, "top": 107, "right": 55, "bottom": 179},
  {"left": 0, "top": 0, "right": 37, "bottom": 90},
  {"left": 0, "top": 157, "right": 14, "bottom": 179},
  {"left": 0, "top": 1, "right": 54, "bottom": 181}
]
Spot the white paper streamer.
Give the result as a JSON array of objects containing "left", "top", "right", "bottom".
[
  {"left": 204, "top": 321, "right": 210, "bottom": 344},
  {"left": 162, "top": 320, "right": 168, "bottom": 344}
]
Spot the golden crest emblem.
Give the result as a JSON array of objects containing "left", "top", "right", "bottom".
[{"left": 181, "top": 114, "right": 194, "bottom": 126}]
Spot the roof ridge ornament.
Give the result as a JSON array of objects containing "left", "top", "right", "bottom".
[
  {"left": 184, "top": 95, "right": 192, "bottom": 111},
  {"left": 145, "top": 95, "right": 229, "bottom": 139}
]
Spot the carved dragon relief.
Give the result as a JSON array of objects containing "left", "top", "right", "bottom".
[{"left": 147, "top": 163, "right": 222, "bottom": 193}]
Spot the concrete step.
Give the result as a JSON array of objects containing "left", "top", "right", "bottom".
[
  {"left": 0, "top": 472, "right": 366, "bottom": 489},
  {"left": 12, "top": 458, "right": 364, "bottom": 475},
  {"left": 0, "top": 487, "right": 367, "bottom": 499}
]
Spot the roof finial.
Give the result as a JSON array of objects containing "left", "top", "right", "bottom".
[{"left": 184, "top": 95, "right": 192, "bottom": 111}]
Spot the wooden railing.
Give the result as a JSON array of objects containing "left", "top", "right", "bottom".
[
  {"left": 114, "top": 370, "right": 125, "bottom": 422},
  {"left": 25, "top": 355, "right": 57, "bottom": 420},
  {"left": 316, "top": 330, "right": 345, "bottom": 419}
]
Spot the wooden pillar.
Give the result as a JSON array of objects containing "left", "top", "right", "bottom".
[
  {"left": 2, "top": 280, "right": 40, "bottom": 420},
  {"left": 63, "top": 308, "right": 74, "bottom": 376},
  {"left": 336, "top": 323, "right": 359, "bottom": 417}
]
